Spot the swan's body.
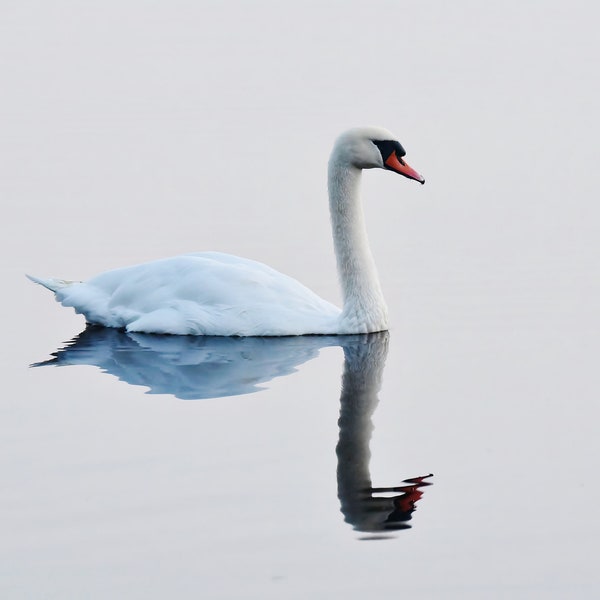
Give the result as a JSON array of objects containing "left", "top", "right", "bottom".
[
  {"left": 29, "top": 253, "right": 341, "bottom": 335},
  {"left": 29, "top": 127, "right": 424, "bottom": 336}
]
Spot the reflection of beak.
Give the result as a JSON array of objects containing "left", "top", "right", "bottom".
[{"left": 385, "top": 152, "right": 425, "bottom": 184}]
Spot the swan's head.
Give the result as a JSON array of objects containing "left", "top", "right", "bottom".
[{"left": 332, "top": 127, "right": 425, "bottom": 184}]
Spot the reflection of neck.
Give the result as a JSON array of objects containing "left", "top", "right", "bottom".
[
  {"left": 336, "top": 333, "right": 389, "bottom": 525},
  {"left": 336, "top": 333, "right": 433, "bottom": 534},
  {"left": 328, "top": 158, "right": 388, "bottom": 333}
]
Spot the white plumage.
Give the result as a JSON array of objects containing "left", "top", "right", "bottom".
[{"left": 28, "top": 127, "right": 424, "bottom": 336}]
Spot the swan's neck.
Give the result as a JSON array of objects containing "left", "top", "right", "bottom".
[{"left": 328, "top": 159, "right": 388, "bottom": 333}]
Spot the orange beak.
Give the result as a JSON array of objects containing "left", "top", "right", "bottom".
[{"left": 385, "top": 153, "right": 425, "bottom": 184}]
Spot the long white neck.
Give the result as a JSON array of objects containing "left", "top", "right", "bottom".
[{"left": 328, "top": 157, "right": 388, "bottom": 333}]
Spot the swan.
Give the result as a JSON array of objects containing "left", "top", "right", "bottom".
[{"left": 28, "top": 127, "right": 424, "bottom": 336}]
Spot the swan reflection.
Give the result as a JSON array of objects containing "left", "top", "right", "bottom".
[
  {"left": 337, "top": 333, "right": 432, "bottom": 537},
  {"left": 33, "top": 326, "right": 341, "bottom": 399},
  {"left": 33, "top": 328, "right": 432, "bottom": 535}
]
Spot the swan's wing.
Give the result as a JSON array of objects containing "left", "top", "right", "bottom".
[{"left": 49, "top": 253, "right": 341, "bottom": 336}]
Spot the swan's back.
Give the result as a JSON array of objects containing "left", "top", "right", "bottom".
[{"left": 48, "top": 252, "right": 341, "bottom": 336}]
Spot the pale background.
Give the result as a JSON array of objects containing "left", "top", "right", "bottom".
[{"left": 1, "top": 1, "right": 599, "bottom": 598}]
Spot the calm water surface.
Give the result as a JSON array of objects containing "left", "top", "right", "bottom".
[
  {"left": 2, "top": 1, "right": 599, "bottom": 598},
  {"left": 33, "top": 329, "right": 433, "bottom": 533}
]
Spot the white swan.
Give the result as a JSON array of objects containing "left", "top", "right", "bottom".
[{"left": 28, "top": 127, "right": 424, "bottom": 336}]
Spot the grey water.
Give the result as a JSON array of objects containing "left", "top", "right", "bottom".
[{"left": 2, "top": 1, "right": 600, "bottom": 598}]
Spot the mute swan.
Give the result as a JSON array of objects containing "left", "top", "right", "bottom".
[{"left": 28, "top": 127, "right": 424, "bottom": 336}]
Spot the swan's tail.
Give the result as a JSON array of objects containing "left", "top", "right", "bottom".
[{"left": 26, "top": 274, "right": 80, "bottom": 293}]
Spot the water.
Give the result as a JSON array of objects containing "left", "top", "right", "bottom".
[
  {"left": 32, "top": 330, "right": 433, "bottom": 532},
  {"left": 2, "top": 1, "right": 600, "bottom": 598}
]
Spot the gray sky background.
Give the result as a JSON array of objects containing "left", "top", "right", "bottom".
[
  {"left": 3, "top": 1, "right": 597, "bottom": 336},
  {"left": 1, "top": 2, "right": 599, "bottom": 598}
]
